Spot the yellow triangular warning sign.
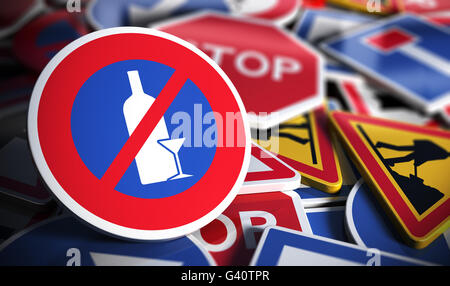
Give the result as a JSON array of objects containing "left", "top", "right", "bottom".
[
  {"left": 330, "top": 111, "right": 450, "bottom": 248},
  {"left": 255, "top": 106, "right": 342, "bottom": 193}
]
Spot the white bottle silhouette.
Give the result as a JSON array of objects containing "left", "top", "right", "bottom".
[{"left": 123, "top": 70, "right": 178, "bottom": 185}]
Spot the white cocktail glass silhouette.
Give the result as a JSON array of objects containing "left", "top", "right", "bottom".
[{"left": 158, "top": 138, "right": 192, "bottom": 180}]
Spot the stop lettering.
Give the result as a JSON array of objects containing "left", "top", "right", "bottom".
[
  {"left": 155, "top": 12, "right": 324, "bottom": 129},
  {"left": 192, "top": 191, "right": 311, "bottom": 266}
]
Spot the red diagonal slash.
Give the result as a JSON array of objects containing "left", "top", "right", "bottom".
[{"left": 100, "top": 71, "right": 187, "bottom": 189}]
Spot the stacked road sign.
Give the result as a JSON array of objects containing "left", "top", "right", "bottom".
[{"left": 0, "top": 0, "right": 448, "bottom": 267}]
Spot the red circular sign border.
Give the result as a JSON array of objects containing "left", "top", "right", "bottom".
[{"left": 28, "top": 27, "right": 251, "bottom": 240}]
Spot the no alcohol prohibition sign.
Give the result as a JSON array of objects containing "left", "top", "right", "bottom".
[{"left": 28, "top": 27, "right": 251, "bottom": 240}]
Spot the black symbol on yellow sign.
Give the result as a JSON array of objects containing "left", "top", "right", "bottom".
[
  {"left": 358, "top": 125, "right": 448, "bottom": 215},
  {"left": 273, "top": 113, "right": 317, "bottom": 165},
  {"left": 254, "top": 107, "right": 342, "bottom": 193}
]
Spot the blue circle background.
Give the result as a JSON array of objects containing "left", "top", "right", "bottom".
[{"left": 70, "top": 59, "right": 217, "bottom": 199}]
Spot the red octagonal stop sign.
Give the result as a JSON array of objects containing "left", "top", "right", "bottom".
[{"left": 155, "top": 12, "right": 324, "bottom": 129}]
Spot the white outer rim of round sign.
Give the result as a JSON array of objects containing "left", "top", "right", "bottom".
[
  {"left": 0, "top": 0, "right": 46, "bottom": 39},
  {"left": 85, "top": 0, "right": 300, "bottom": 31},
  {"left": 344, "top": 179, "right": 366, "bottom": 246},
  {"left": 27, "top": 27, "right": 252, "bottom": 241}
]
